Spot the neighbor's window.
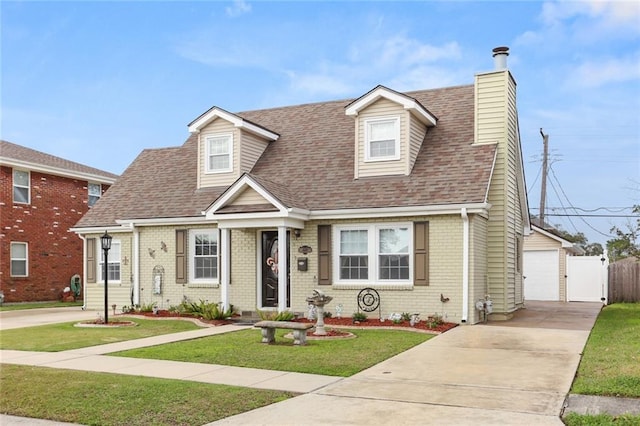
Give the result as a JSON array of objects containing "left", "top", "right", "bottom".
[
  {"left": 13, "top": 170, "right": 30, "bottom": 204},
  {"left": 88, "top": 183, "right": 102, "bottom": 207},
  {"left": 206, "top": 134, "right": 233, "bottom": 173},
  {"left": 365, "top": 117, "right": 400, "bottom": 161},
  {"left": 99, "top": 240, "right": 121, "bottom": 282},
  {"left": 335, "top": 223, "right": 411, "bottom": 284},
  {"left": 10, "top": 242, "right": 28, "bottom": 277},
  {"left": 190, "top": 229, "right": 219, "bottom": 282}
]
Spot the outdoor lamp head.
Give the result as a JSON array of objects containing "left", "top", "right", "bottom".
[{"left": 101, "top": 231, "right": 112, "bottom": 251}]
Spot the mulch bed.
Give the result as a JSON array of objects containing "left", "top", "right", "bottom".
[
  {"left": 120, "top": 311, "right": 458, "bottom": 334},
  {"left": 119, "top": 311, "right": 233, "bottom": 326},
  {"left": 295, "top": 317, "right": 458, "bottom": 334}
]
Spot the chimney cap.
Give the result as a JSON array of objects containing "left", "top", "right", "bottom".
[{"left": 492, "top": 46, "right": 510, "bottom": 56}]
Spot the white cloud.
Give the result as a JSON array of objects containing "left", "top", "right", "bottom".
[
  {"left": 569, "top": 53, "right": 640, "bottom": 88},
  {"left": 226, "top": 0, "right": 251, "bottom": 18}
]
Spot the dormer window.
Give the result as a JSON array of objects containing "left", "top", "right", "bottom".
[
  {"left": 206, "top": 134, "right": 233, "bottom": 173},
  {"left": 366, "top": 117, "right": 400, "bottom": 162}
]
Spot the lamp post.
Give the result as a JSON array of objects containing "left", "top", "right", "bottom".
[{"left": 100, "top": 231, "right": 112, "bottom": 324}]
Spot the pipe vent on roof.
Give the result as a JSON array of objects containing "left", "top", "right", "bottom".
[{"left": 492, "top": 46, "right": 509, "bottom": 70}]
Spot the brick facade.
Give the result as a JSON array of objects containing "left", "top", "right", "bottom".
[{"left": 0, "top": 166, "right": 110, "bottom": 302}]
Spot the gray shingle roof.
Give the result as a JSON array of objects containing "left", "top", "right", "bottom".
[
  {"left": 75, "top": 84, "right": 496, "bottom": 228},
  {"left": 0, "top": 140, "right": 119, "bottom": 181}
]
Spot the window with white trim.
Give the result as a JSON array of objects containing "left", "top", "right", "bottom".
[
  {"left": 13, "top": 170, "right": 30, "bottom": 204},
  {"left": 365, "top": 117, "right": 400, "bottom": 162},
  {"left": 10, "top": 242, "right": 28, "bottom": 277},
  {"left": 99, "top": 240, "right": 121, "bottom": 282},
  {"left": 88, "top": 183, "right": 102, "bottom": 207},
  {"left": 334, "top": 223, "right": 412, "bottom": 284},
  {"left": 205, "top": 134, "right": 233, "bottom": 173},
  {"left": 190, "top": 229, "right": 219, "bottom": 282}
]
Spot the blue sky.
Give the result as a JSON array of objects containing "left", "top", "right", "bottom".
[{"left": 2, "top": 0, "right": 639, "bottom": 246}]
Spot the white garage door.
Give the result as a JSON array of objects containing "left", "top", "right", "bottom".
[{"left": 524, "top": 250, "right": 559, "bottom": 301}]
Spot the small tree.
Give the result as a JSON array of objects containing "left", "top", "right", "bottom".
[{"left": 606, "top": 205, "right": 640, "bottom": 262}]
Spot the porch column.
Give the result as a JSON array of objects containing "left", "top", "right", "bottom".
[
  {"left": 220, "top": 228, "right": 231, "bottom": 311},
  {"left": 277, "top": 226, "right": 287, "bottom": 313}
]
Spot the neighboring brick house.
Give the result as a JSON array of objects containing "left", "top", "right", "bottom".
[
  {"left": 0, "top": 141, "right": 118, "bottom": 302},
  {"left": 74, "top": 47, "right": 530, "bottom": 324}
]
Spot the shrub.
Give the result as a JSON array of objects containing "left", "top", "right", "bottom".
[
  {"left": 174, "top": 299, "right": 234, "bottom": 320},
  {"left": 352, "top": 312, "right": 367, "bottom": 322},
  {"left": 258, "top": 310, "right": 296, "bottom": 321}
]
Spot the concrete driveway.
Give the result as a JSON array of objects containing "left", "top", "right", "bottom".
[
  {"left": 213, "top": 301, "right": 603, "bottom": 425},
  {"left": 0, "top": 307, "right": 99, "bottom": 330}
]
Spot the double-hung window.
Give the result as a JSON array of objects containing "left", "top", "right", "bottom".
[
  {"left": 13, "top": 170, "right": 30, "bottom": 204},
  {"left": 190, "top": 229, "right": 219, "bottom": 282},
  {"left": 365, "top": 117, "right": 400, "bottom": 162},
  {"left": 335, "top": 223, "right": 411, "bottom": 284},
  {"left": 99, "top": 240, "right": 121, "bottom": 282},
  {"left": 88, "top": 183, "right": 101, "bottom": 207},
  {"left": 10, "top": 242, "right": 28, "bottom": 277},
  {"left": 206, "top": 134, "right": 233, "bottom": 173}
]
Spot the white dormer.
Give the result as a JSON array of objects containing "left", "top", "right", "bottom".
[
  {"left": 188, "top": 107, "right": 279, "bottom": 188},
  {"left": 345, "top": 86, "right": 437, "bottom": 179}
]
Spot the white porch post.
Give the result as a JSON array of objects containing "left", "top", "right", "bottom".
[
  {"left": 277, "top": 226, "right": 287, "bottom": 313},
  {"left": 220, "top": 228, "right": 231, "bottom": 311}
]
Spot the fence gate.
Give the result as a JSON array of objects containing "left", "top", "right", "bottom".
[{"left": 566, "top": 256, "right": 608, "bottom": 303}]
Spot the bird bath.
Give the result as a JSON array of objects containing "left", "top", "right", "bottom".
[{"left": 306, "top": 289, "right": 333, "bottom": 335}]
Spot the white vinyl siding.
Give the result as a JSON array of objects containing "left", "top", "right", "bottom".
[
  {"left": 13, "top": 170, "right": 30, "bottom": 204},
  {"left": 10, "top": 242, "right": 28, "bottom": 277},
  {"left": 334, "top": 223, "right": 412, "bottom": 285},
  {"left": 99, "top": 240, "right": 121, "bottom": 282},
  {"left": 88, "top": 183, "right": 101, "bottom": 207},
  {"left": 190, "top": 229, "right": 219, "bottom": 283},
  {"left": 355, "top": 98, "right": 408, "bottom": 178}
]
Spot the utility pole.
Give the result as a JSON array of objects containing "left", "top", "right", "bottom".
[{"left": 539, "top": 128, "right": 549, "bottom": 227}]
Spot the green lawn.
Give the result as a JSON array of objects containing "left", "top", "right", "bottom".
[
  {"left": 564, "top": 303, "right": 640, "bottom": 426},
  {"left": 571, "top": 303, "right": 640, "bottom": 398},
  {"left": 0, "top": 317, "right": 200, "bottom": 351},
  {"left": 0, "top": 301, "right": 83, "bottom": 311},
  {"left": 0, "top": 364, "right": 294, "bottom": 426},
  {"left": 114, "top": 328, "right": 432, "bottom": 376}
]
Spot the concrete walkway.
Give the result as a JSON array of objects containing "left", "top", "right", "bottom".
[{"left": 0, "top": 302, "right": 604, "bottom": 425}]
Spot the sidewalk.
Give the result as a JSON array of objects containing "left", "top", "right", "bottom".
[{"left": 0, "top": 302, "right": 611, "bottom": 425}]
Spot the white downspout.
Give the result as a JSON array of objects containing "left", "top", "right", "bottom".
[
  {"left": 79, "top": 234, "right": 88, "bottom": 310},
  {"left": 220, "top": 229, "right": 231, "bottom": 311},
  {"left": 461, "top": 208, "right": 470, "bottom": 323},
  {"left": 133, "top": 227, "right": 140, "bottom": 306}
]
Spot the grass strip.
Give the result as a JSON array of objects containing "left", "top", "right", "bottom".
[
  {"left": 0, "top": 364, "right": 294, "bottom": 426},
  {"left": 0, "top": 301, "right": 83, "bottom": 311},
  {"left": 563, "top": 413, "right": 640, "bottom": 426},
  {"left": 571, "top": 303, "right": 640, "bottom": 398},
  {"left": 114, "top": 328, "right": 433, "bottom": 376},
  {"left": 0, "top": 318, "right": 200, "bottom": 352}
]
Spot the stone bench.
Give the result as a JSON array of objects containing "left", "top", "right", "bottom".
[{"left": 254, "top": 320, "right": 314, "bottom": 345}]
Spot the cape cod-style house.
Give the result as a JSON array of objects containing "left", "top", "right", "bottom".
[{"left": 73, "top": 47, "right": 530, "bottom": 324}]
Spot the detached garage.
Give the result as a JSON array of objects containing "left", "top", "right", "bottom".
[{"left": 523, "top": 225, "right": 583, "bottom": 301}]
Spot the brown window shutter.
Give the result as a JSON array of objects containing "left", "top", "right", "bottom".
[
  {"left": 176, "top": 230, "right": 187, "bottom": 284},
  {"left": 87, "top": 238, "right": 96, "bottom": 283},
  {"left": 414, "top": 222, "right": 429, "bottom": 286},
  {"left": 317, "top": 225, "right": 331, "bottom": 285}
]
